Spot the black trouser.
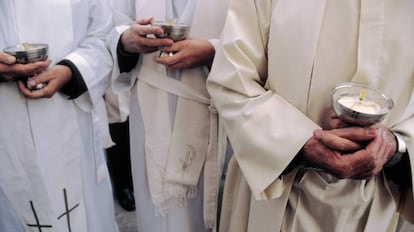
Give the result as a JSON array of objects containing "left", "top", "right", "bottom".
[{"left": 105, "top": 118, "right": 133, "bottom": 194}]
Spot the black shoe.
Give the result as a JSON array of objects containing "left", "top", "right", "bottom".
[{"left": 116, "top": 188, "right": 136, "bottom": 212}]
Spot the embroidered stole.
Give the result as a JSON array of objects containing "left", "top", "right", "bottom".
[{"left": 135, "top": 0, "right": 222, "bottom": 228}]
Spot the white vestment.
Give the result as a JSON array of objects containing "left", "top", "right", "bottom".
[
  {"left": 0, "top": 0, "right": 118, "bottom": 231},
  {"left": 108, "top": 0, "right": 230, "bottom": 231},
  {"left": 0, "top": 186, "right": 25, "bottom": 232},
  {"left": 207, "top": 0, "right": 414, "bottom": 231}
]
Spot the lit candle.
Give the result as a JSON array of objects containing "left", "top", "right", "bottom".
[{"left": 337, "top": 96, "right": 381, "bottom": 114}]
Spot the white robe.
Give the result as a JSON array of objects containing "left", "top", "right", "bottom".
[
  {"left": 207, "top": 0, "right": 414, "bottom": 231},
  {"left": 0, "top": 0, "right": 118, "bottom": 231},
  {"left": 108, "top": 0, "right": 230, "bottom": 231},
  {"left": 0, "top": 186, "right": 25, "bottom": 232}
]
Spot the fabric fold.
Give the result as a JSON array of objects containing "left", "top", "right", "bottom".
[{"left": 137, "top": 65, "right": 220, "bottom": 228}]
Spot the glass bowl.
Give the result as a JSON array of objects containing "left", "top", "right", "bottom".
[{"left": 331, "top": 82, "right": 394, "bottom": 126}]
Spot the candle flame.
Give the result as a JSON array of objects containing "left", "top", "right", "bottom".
[
  {"left": 359, "top": 88, "right": 367, "bottom": 101},
  {"left": 22, "top": 42, "right": 30, "bottom": 51},
  {"left": 167, "top": 18, "right": 175, "bottom": 25}
]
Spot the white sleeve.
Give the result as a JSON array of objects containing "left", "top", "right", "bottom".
[{"left": 65, "top": 0, "right": 115, "bottom": 111}]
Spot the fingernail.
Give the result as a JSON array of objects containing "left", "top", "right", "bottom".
[
  {"left": 7, "top": 56, "right": 16, "bottom": 63},
  {"left": 28, "top": 79, "right": 36, "bottom": 86},
  {"left": 313, "top": 129, "right": 322, "bottom": 138}
]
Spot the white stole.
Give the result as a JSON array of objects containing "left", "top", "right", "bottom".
[
  {"left": 351, "top": 0, "right": 386, "bottom": 87},
  {"left": 135, "top": 0, "right": 223, "bottom": 228}
]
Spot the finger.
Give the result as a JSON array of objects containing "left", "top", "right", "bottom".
[
  {"left": 348, "top": 150, "right": 383, "bottom": 179},
  {"left": 0, "top": 52, "right": 16, "bottom": 64},
  {"left": 370, "top": 128, "right": 393, "bottom": 166},
  {"left": 343, "top": 154, "right": 375, "bottom": 178},
  {"left": 330, "top": 127, "right": 377, "bottom": 142},
  {"left": 26, "top": 76, "right": 48, "bottom": 91},
  {"left": 142, "top": 25, "right": 165, "bottom": 37},
  {"left": 313, "top": 129, "right": 363, "bottom": 151},
  {"left": 135, "top": 16, "right": 154, "bottom": 25},
  {"left": 19, "top": 81, "right": 52, "bottom": 99},
  {"left": 17, "top": 80, "right": 38, "bottom": 97},
  {"left": 372, "top": 125, "right": 398, "bottom": 154},
  {"left": 302, "top": 137, "right": 365, "bottom": 179},
  {"left": 153, "top": 56, "right": 184, "bottom": 71},
  {"left": 129, "top": 23, "right": 163, "bottom": 37},
  {"left": 362, "top": 129, "right": 385, "bottom": 157},
  {"left": 133, "top": 17, "right": 174, "bottom": 39},
  {"left": 159, "top": 41, "right": 180, "bottom": 53},
  {"left": 26, "top": 72, "right": 50, "bottom": 88},
  {"left": 142, "top": 37, "right": 174, "bottom": 48},
  {"left": 14, "top": 60, "right": 51, "bottom": 77},
  {"left": 153, "top": 53, "right": 179, "bottom": 65},
  {"left": 329, "top": 114, "right": 350, "bottom": 129},
  {"left": 158, "top": 45, "right": 184, "bottom": 60},
  {"left": 343, "top": 129, "right": 386, "bottom": 177},
  {"left": 302, "top": 137, "right": 345, "bottom": 173}
]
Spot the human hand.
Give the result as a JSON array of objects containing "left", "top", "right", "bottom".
[
  {"left": 0, "top": 52, "right": 50, "bottom": 82},
  {"left": 120, "top": 17, "right": 174, "bottom": 54},
  {"left": 153, "top": 38, "right": 215, "bottom": 70},
  {"left": 303, "top": 126, "right": 396, "bottom": 179},
  {"left": 328, "top": 112, "right": 351, "bottom": 129},
  {"left": 328, "top": 109, "right": 400, "bottom": 169},
  {"left": 17, "top": 65, "right": 72, "bottom": 99}
]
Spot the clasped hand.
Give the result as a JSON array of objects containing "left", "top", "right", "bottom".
[
  {"left": 302, "top": 113, "right": 397, "bottom": 179},
  {"left": 121, "top": 17, "right": 215, "bottom": 70},
  {"left": 0, "top": 52, "right": 50, "bottom": 82},
  {"left": 0, "top": 52, "right": 72, "bottom": 99}
]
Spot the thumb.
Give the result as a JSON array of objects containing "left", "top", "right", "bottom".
[{"left": 0, "top": 52, "right": 16, "bottom": 64}]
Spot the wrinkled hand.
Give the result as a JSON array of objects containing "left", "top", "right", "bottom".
[
  {"left": 153, "top": 38, "right": 215, "bottom": 70},
  {"left": 17, "top": 65, "right": 72, "bottom": 99},
  {"left": 303, "top": 126, "right": 397, "bottom": 179},
  {"left": 0, "top": 52, "right": 50, "bottom": 82},
  {"left": 120, "top": 17, "right": 174, "bottom": 54}
]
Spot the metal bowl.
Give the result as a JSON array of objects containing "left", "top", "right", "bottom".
[
  {"left": 331, "top": 82, "right": 394, "bottom": 126},
  {"left": 3, "top": 43, "right": 49, "bottom": 90},
  {"left": 3, "top": 43, "right": 48, "bottom": 64},
  {"left": 151, "top": 21, "right": 189, "bottom": 41}
]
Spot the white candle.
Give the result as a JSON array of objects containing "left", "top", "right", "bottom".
[{"left": 337, "top": 96, "right": 381, "bottom": 114}]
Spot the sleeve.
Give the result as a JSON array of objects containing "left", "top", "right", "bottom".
[
  {"left": 207, "top": 0, "right": 319, "bottom": 200},
  {"left": 108, "top": 0, "right": 136, "bottom": 26},
  {"left": 62, "top": 0, "right": 115, "bottom": 112},
  {"left": 208, "top": 39, "right": 219, "bottom": 52},
  {"left": 106, "top": 0, "right": 139, "bottom": 95},
  {"left": 117, "top": 40, "right": 140, "bottom": 73},
  {"left": 384, "top": 153, "right": 412, "bottom": 189},
  {"left": 58, "top": 59, "right": 88, "bottom": 99},
  {"left": 390, "top": 115, "right": 414, "bottom": 200}
]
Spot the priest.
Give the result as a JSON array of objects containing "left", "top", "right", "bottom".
[
  {"left": 207, "top": 0, "right": 414, "bottom": 231},
  {"left": 0, "top": 0, "right": 118, "bottom": 231},
  {"left": 107, "top": 0, "right": 230, "bottom": 231}
]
